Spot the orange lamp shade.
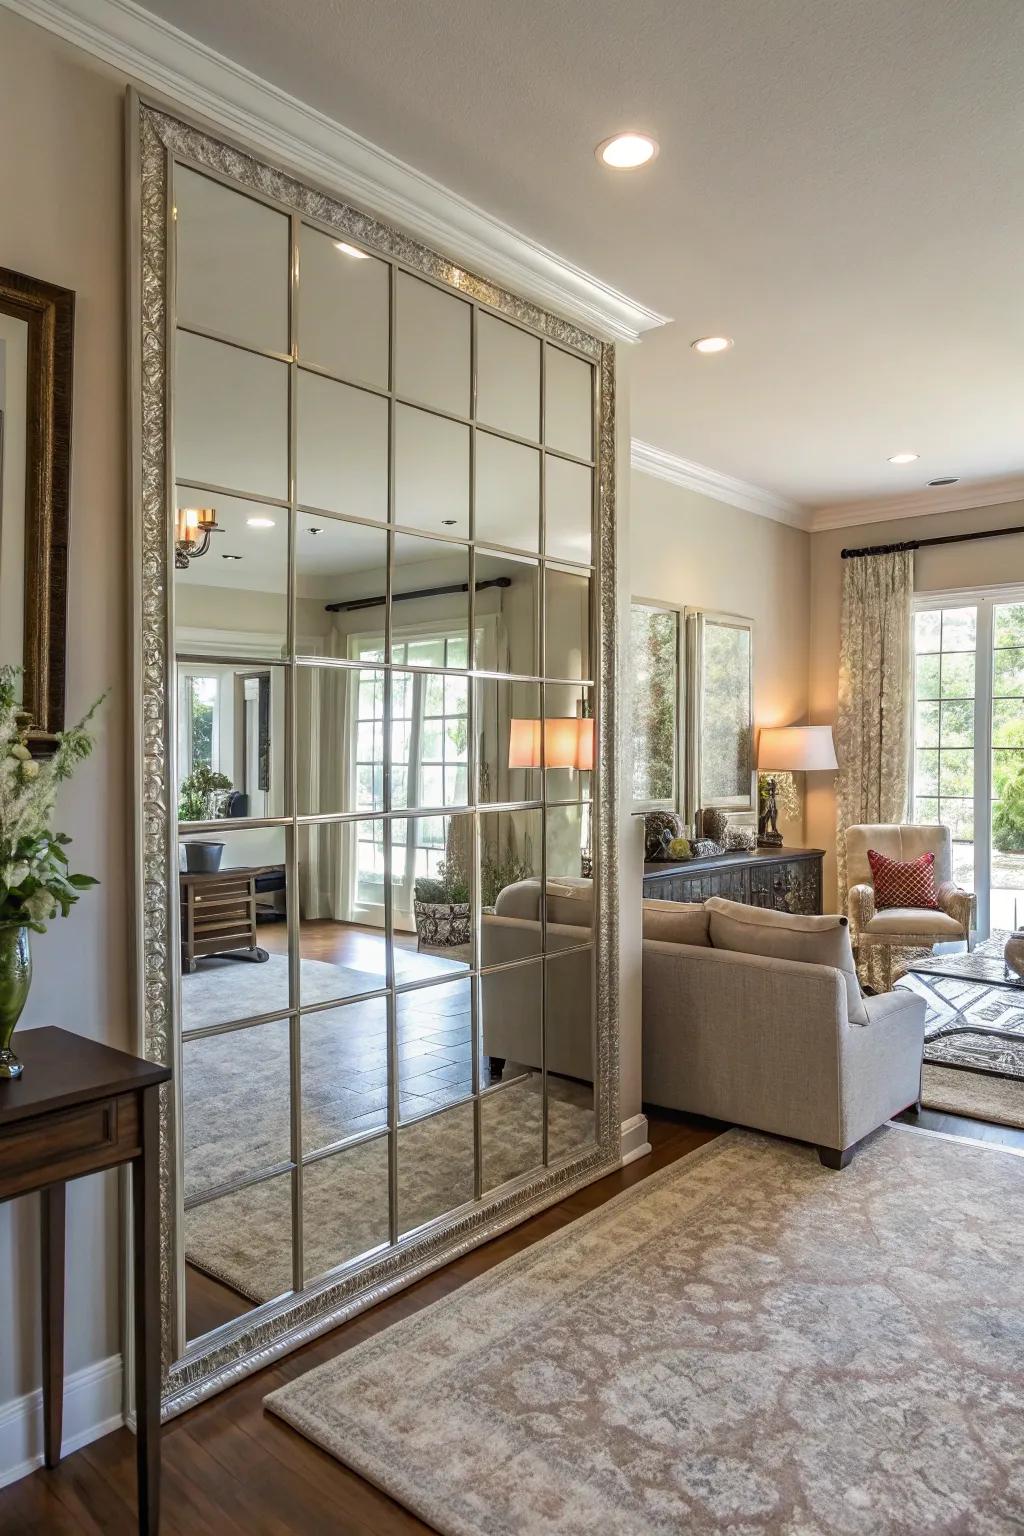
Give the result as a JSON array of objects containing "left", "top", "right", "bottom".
[{"left": 509, "top": 717, "right": 594, "bottom": 770}]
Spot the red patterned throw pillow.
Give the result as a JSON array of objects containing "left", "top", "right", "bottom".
[{"left": 867, "top": 848, "right": 939, "bottom": 910}]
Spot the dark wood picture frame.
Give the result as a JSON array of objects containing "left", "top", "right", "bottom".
[{"left": 0, "top": 266, "right": 75, "bottom": 744}]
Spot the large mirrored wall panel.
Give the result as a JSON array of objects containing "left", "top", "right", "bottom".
[
  {"left": 397, "top": 1101, "right": 476, "bottom": 1236},
  {"left": 545, "top": 946, "right": 596, "bottom": 1160},
  {"left": 476, "top": 313, "right": 540, "bottom": 442},
  {"left": 545, "top": 346, "right": 593, "bottom": 461},
  {"left": 296, "top": 371, "right": 389, "bottom": 521},
  {"left": 178, "top": 825, "right": 290, "bottom": 1028},
  {"left": 295, "top": 514, "right": 388, "bottom": 654},
  {"left": 397, "top": 977, "right": 473, "bottom": 1120},
  {"left": 175, "top": 167, "right": 289, "bottom": 354},
  {"left": 394, "top": 406, "right": 470, "bottom": 539},
  {"left": 297, "top": 226, "right": 390, "bottom": 390},
  {"left": 302, "top": 1135, "right": 391, "bottom": 1284},
  {"left": 301, "top": 997, "right": 390, "bottom": 1153},
  {"left": 173, "top": 489, "right": 288, "bottom": 658},
  {"left": 184, "top": 1169, "right": 294, "bottom": 1342},
  {"left": 175, "top": 331, "right": 288, "bottom": 500},
  {"left": 395, "top": 273, "right": 471, "bottom": 416},
  {"left": 298, "top": 818, "right": 389, "bottom": 1001},
  {"left": 480, "top": 959, "right": 542, "bottom": 1086},
  {"left": 545, "top": 455, "right": 593, "bottom": 565},
  {"left": 475, "top": 432, "right": 540, "bottom": 553},
  {"left": 175, "top": 662, "right": 287, "bottom": 827},
  {"left": 295, "top": 664, "right": 384, "bottom": 818},
  {"left": 474, "top": 553, "right": 539, "bottom": 676},
  {"left": 545, "top": 567, "right": 592, "bottom": 681},
  {"left": 153, "top": 110, "right": 609, "bottom": 1398}
]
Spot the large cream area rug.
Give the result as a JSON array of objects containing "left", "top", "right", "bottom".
[{"left": 266, "top": 1126, "right": 1024, "bottom": 1535}]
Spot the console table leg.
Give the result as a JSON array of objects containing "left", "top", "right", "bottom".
[
  {"left": 41, "top": 1180, "right": 66, "bottom": 1469},
  {"left": 133, "top": 1084, "right": 161, "bottom": 1535}
]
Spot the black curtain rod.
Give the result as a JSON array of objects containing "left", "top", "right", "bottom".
[
  {"left": 325, "top": 576, "right": 511, "bottom": 613},
  {"left": 841, "top": 523, "right": 1024, "bottom": 559}
]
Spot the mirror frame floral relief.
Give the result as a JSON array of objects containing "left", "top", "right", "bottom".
[{"left": 127, "top": 92, "right": 620, "bottom": 1416}]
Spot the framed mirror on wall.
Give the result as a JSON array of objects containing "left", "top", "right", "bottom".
[
  {"left": 684, "top": 610, "right": 755, "bottom": 824},
  {"left": 0, "top": 266, "right": 74, "bottom": 745},
  {"left": 129, "top": 94, "right": 619, "bottom": 1415}
]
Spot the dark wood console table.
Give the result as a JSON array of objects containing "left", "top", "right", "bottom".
[
  {"left": 643, "top": 846, "right": 825, "bottom": 915},
  {"left": 0, "top": 1027, "right": 171, "bottom": 1533}
]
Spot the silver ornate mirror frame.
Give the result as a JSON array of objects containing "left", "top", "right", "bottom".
[{"left": 127, "top": 92, "right": 620, "bottom": 1416}]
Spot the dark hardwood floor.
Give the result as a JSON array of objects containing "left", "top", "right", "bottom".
[{"left": 1, "top": 1109, "right": 722, "bottom": 1536}]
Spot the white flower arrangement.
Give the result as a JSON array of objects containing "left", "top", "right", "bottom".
[{"left": 0, "top": 665, "right": 103, "bottom": 932}]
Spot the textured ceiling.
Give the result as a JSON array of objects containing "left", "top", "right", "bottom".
[{"left": 141, "top": 0, "right": 1024, "bottom": 507}]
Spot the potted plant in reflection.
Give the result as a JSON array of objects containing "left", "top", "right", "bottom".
[
  {"left": 413, "top": 860, "right": 471, "bottom": 949},
  {"left": 0, "top": 665, "right": 102, "bottom": 1078},
  {"left": 178, "top": 765, "right": 232, "bottom": 872}
]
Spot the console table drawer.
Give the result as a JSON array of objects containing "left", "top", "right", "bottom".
[
  {"left": 0, "top": 1094, "right": 140, "bottom": 1196},
  {"left": 643, "top": 847, "right": 824, "bottom": 916}
]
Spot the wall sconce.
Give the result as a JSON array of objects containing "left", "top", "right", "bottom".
[{"left": 174, "top": 506, "right": 222, "bottom": 569}]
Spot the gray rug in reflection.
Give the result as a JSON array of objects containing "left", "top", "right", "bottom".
[
  {"left": 182, "top": 957, "right": 594, "bottom": 1305},
  {"left": 185, "top": 1075, "right": 595, "bottom": 1306}
]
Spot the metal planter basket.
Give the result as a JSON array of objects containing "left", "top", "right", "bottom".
[{"left": 413, "top": 900, "right": 471, "bottom": 949}]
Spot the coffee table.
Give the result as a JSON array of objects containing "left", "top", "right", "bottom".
[{"left": 898, "top": 934, "right": 1024, "bottom": 1080}]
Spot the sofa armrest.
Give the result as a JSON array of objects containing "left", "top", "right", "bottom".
[
  {"left": 848, "top": 882, "right": 875, "bottom": 934},
  {"left": 841, "top": 986, "right": 926, "bottom": 1142},
  {"left": 936, "top": 881, "right": 976, "bottom": 937}
]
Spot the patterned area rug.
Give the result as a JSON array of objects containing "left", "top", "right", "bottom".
[
  {"left": 267, "top": 1127, "right": 1024, "bottom": 1535},
  {"left": 922, "top": 1065, "right": 1024, "bottom": 1131},
  {"left": 896, "top": 971, "right": 1024, "bottom": 1077}
]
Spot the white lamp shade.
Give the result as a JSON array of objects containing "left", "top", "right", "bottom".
[{"left": 757, "top": 725, "right": 837, "bottom": 772}]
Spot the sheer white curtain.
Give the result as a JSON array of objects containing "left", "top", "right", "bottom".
[
  {"left": 835, "top": 550, "right": 914, "bottom": 916},
  {"left": 296, "top": 632, "right": 358, "bottom": 921}
]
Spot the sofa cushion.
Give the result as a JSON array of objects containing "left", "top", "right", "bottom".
[
  {"left": 642, "top": 900, "right": 710, "bottom": 947},
  {"left": 706, "top": 896, "right": 868, "bottom": 1024},
  {"left": 863, "top": 906, "right": 964, "bottom": 937},
  {"left": 867, "top": 847, "right": 939, "bottom": 910},
  {"left": 546, "top": 881, "right": 594, "bottom": 930}
]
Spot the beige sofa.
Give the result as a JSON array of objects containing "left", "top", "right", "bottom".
[
  {"left": 642, "top": 896, "right": 926, "bottom": 1167},
  {"left": 480, "top": 877, "right": 593, "bottom": 1082}
]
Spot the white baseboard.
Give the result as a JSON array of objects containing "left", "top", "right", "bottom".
[
  {"left": 620, "top": 1113, "right": 652, "bottom": 1166},
  {"left": 0, "top": 1353, "right": 123, "bottom": 1490}
]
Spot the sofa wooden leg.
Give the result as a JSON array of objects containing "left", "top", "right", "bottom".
[{"left": 817, "top": 1144, "right": 854, "bottom": 1170}]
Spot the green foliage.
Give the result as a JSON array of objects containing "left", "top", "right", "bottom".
[
  {"left": 0, "top": 664, "right": 103, "bottom": 933},
  {"left": 480, "top": 842, "right": 535, "bottom": 908},
  {"left": 631, "top": 606, "right": 677, "bottom": 803},
  {"left": 179, "top": 764, "right": 233, "bottom": 822},
  {"left": 414, "top": 859, "right": 470, "bottom": 905},
  {"left": 994, "top": 761, "right": 1024, "bottom": 853}
]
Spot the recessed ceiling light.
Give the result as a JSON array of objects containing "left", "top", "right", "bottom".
[
  {"left": 929, "top": 476, "right": 959, "bottom": 487},
  {"left": 246, "top": 516, "right": 276, "bottom": 528},
  {"left": 335, "top": 241, "right": 370, "bottom": 259},
  {"left": 222, "top": 553, "right": 243, "bottom": 561},
  {"left": 595, "top": 132, "right": 658, "bottom": 169},
  {"left": 691, "top": 336, "right": 733, "bottom": 354},
  {"left": 887, "top": 452, "right": 919, "bottom": 465},
  {"left": 306, "top": 525, "right": 323, "bottom": 535}
]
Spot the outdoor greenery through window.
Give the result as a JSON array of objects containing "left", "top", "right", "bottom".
[
  {"left": 630, "top": 603, "right": 679, "bottom": 807},
  {"left": 912, "top": 606, "right": 976, "bottom": 892}
]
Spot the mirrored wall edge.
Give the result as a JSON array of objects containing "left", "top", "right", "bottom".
[{"left": 132, "top": 92, "right": 619, "bottom": 1413}]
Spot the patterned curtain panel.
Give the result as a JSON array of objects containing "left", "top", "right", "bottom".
[{"left": 835, "top": 551, "right": 914, "bottom": 917}]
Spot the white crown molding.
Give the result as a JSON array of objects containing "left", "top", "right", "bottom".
[
  {"left": 810, "top": 474, "right": 1024, "bottom": 532},
  {"left": 3, "top": 0, "right": 670, "bottom": 344},
  {"left": 630, "top": 440, "right": 810, "bottom": 529}
]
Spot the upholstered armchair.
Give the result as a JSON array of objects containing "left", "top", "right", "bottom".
[{"left": 845, "top": 824, "right": 975, "bottom": 988}]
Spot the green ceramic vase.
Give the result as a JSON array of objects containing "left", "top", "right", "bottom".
[{"left": 0, "top": 924, "right": 31, "bottom": 1079}]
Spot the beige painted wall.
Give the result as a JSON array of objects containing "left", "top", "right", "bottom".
[
  {"left": 807, "top": 500, "right": 1024, "bottom": 908},
  {"left": 0, "top": 11, "right": 126, "bottom": 1421},
  {"left": 629, "top": 474, "right": 811, "bottom": 842}
]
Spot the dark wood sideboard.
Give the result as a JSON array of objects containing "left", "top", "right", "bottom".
[{"left": 643, "top": 846, "right": 825, "bottom": 915}]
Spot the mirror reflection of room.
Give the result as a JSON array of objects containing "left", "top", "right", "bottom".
[{"left": 167, "top": 159, "right": 599, "bottom": 1347}]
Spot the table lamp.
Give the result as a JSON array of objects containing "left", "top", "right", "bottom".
[{"left": 756, "top": 725, "right": 837, "bottom": 847}]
